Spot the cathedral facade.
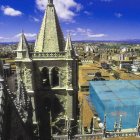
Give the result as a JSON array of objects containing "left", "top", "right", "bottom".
[{"left": 15, "top": 0, "right": 78, "bottom": 139}]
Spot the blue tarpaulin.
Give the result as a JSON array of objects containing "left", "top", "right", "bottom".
[{"left": 89, "top": 80, "right": 140, "bottom": 130}]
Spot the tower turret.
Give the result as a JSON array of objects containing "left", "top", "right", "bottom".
[
  {"left": 65, "top": 33, "right": 74, "bottom": 59},
  {"left": 16, "top": 31, "right": 30, "bottom": 60},
  {"left": 65, "top": 33, "right": 72, "bottom": 51}
]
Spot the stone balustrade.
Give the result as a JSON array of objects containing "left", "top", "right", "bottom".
[
  {"left": 106, "top": 131, "right": 138, "bottom": 138},
  {"left": 53, "top": 133, "right": 103, "bottom": 140},
  {"left": 53, "top": 131, "right": 139, "bottom": 140},
  {"left": 30, "top": 52, "right": 66, "bottom": 58},
  {"left": 74, "top": 133, "right": 103, "bottom": 139},
  {"left": 81, "top": 60, "right": 93, "bottom": 63}
]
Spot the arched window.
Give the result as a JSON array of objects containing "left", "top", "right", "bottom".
[
  {"left": 41, "top": 67, "right": 50, "bottom": 87},
  {"left": 51, "top": 67, "right": 59, "bottom": 87}
]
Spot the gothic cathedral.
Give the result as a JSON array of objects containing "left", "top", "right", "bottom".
[{"left": 15, "top": 0, "right": 78, "bottom": 139}]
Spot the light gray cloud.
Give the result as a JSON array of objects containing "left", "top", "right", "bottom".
[
  {"left": 29, "top": 16, "right": 40, "bottom": 22},
  {"left": 67, "top": 27, "right": 106, "bottom": 38},
  {"left": 0, "top": 37, "right": 5, "bottom": 39},
  {"left": 36, "top": 0, "right": 82, "bottom": 21},
  {"left": 77, "top": 27, "right": 106, "bottom": 38},
  {"left": 0, "top": 33, "right": 37, "bottom": 42},
  {"left": 0, "top": 36, "right": 10, "bottom": 42},
  {"left": 115, "top": 12, "right": 123, "bottom": 18},
  {"left": 32, "top": 17, "right": 40, "bottom": 22},
  {"left": 15, "top": 33, "right": 37, "bottom": 38},
  {"left": 1, "top": 6, "right": 22, "bottom": 16},
  {"left": 87, "top": 34, "right": 106, "bottom": 38},
  {"left": 84, "top": 11, "right": 91, "bottom": 16}
]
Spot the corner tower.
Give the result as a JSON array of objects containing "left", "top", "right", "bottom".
[
  {"left": 33, "top": 0, "right": 78, "bottom": 137},
  {"left": 15, "top": 0, "right": 78, "bottom": 139}
]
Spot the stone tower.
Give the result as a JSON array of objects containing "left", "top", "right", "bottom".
[{"left": 15, "top": 1, "right": 78, "bottom": 139}]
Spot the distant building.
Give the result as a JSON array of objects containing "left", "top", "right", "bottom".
[
  {"left": 111, "top": 52, "right": 137, "bottom": 69},
  {"left": 131, "top": 59, "right": 140, "bottom": 72}
]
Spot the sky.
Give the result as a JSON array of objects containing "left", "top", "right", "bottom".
[{"left": 0, "top": 0, "right": 140, "bottom": 42}]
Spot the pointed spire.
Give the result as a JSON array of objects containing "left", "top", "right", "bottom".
[
  {"left": 114, "top": 121, "right": 118, "bottom": 132},
  {"left": 103, "top": 113, "right": 106, "bottom": 130},
  {"left": 16, "top": 31, "right": 30, "bottom": 59},
  {"left": 34, "top": 0, "right": 65, "bottom": 52},
  {"left": 119, "top": 115, "right": 122, "bottom": 132},
  {"left": 65, "top": 33, "right": 72, "bottom": 51},
  {"left": 65, "top": 33, "right": 75, "bottom": 59}
]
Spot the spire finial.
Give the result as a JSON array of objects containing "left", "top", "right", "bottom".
[
  {"left": 68, "top": 31, "right": 71, "bottom": 36},
  {"left": 48, "top": 0, "right": 53, "bottom": 4},
  {"left": 21, "top": 29, "right": 24, "bottom": 34},
  {"left": 21, "top": 29, "right": 25, "bottom": 38}
]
